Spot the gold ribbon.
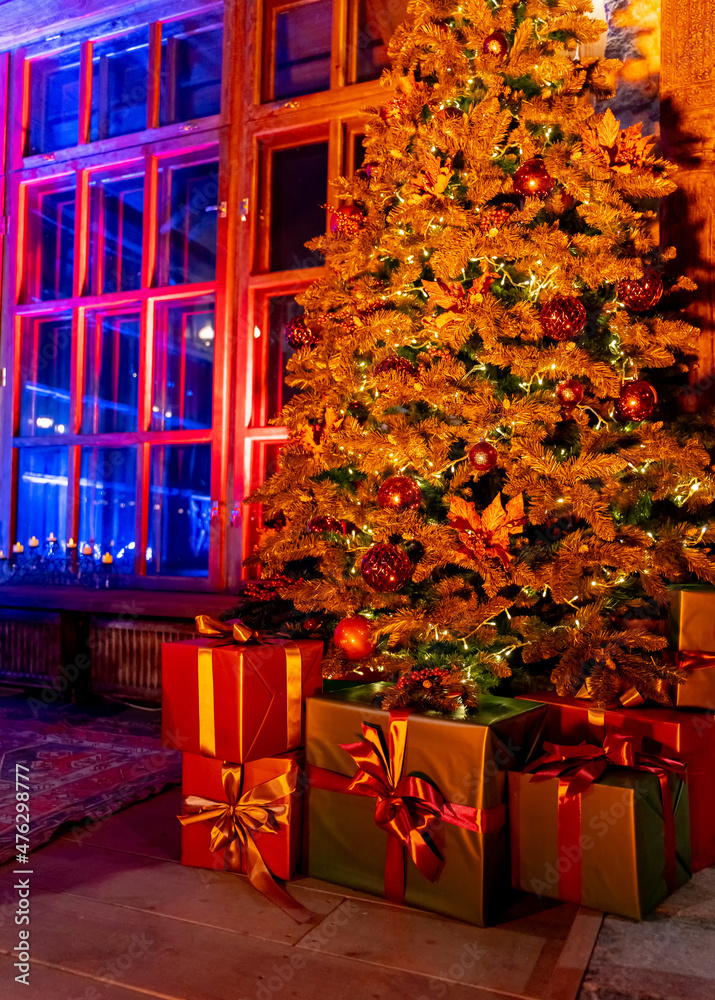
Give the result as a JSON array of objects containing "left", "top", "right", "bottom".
[
  {"left": 178, "top": 763, "right": 312, "bottom": 922},
  {"left": 576, "top": 678, "right": 645, "bottom": 709},
  {"left": 194, "top": 615, "right": 303, "bottom": 758}
]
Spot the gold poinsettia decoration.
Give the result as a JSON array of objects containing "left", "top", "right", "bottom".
[
  {"left": 447, "top": 494, "right": 527, "bottom": 568},
  {"left": 422, "top": 272, "right": 498, "bottom": 326},
  {"left": 580, "top": 109, "right": 655, "bottom": 172},
  {"left": 413, "top": 153, "right": 453, "bottom": 198},
  {"left": 293, "top": 407, "right": 344, "bottom": 458}
]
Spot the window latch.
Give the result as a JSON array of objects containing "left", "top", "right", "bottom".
[
  {"left": 1, "top": 368, "right": 6, "bottom": 388},
  {"left": 240, "top": 199, "right": 249, "bottom": 222}
]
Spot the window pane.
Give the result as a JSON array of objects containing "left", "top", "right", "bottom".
[
  {"left": 19, "top": 314, "right": 72, "bottom": 438},
  {"left": 27, "top": 47, "right": 80, "bottom": 155},
  {"left": 147, "top": 443, "right": 211, "bottom": 576},
  {"left": 152, "top": 298, "right": 214, "bottom": 431},
  {"left": 244, "top": 441, "right": 285, "bottom": 572},
  {"left": 355, "top": 0, "right": 400, "bottom": 83},
  {"left": 82, "top": 311, "right": 140, "bottom": 434},
  {"left": 88, "top": 167, "right": 144, "bottom": 294},
  {"left": 158, "top": 153, "right": 219, "bottom": 285},
  {"left": 79, "top": 447, "right": 137, "bottom": 571},
  {"left": 161, "top": 9, "right": 223, "bottom": 125},
  {"left": 90, "top": 28, "right": 150, "bottom": 141},
  {"left": 273, "top": 0, "right": 332, "bottom": 101},
  {"left": 16, "top": 447, "right": 69, "bottom": 546},
  {"left": 254, "top": 295, "right": 302, "bottom": 425},
  {"left": 270, "top": 142, "right": 327, "bottom": 271},
  {"left": 24, "top": 178, "right": 76, "bottom": 302},
  {"left": 353, "top": 133, "right": 366, "bottom": 171}
]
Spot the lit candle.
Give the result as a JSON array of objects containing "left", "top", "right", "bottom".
[
  {"left": 66, "top": 538, "right": 77, "bottom": 549},
  {"left": 29, "top": 536, "right": 40, "bottom": 548},
  {"left": 0, "top": 551, "right": 5, "bottom": 560},
  {"left": 101, "top": 552, "right": 113, "bottom": 564},
  {"left": 13, "top": 543, "right": 23, "bottom": 554},
  {"left": 48, "top": 532, "right": 57, "bottom": 543},
  {"left": 82, "top": 544, "right": 93, "bottom": 556}
]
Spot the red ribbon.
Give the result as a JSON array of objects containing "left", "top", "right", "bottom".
[
  {"left": 307, "top": 709, "right": 505, "bottom": 903},
  {"left": 526, "top": 729, "right": 686, "bottom": 898}
]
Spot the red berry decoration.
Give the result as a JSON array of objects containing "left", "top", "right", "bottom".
[
  {"left": 483, "top": 31, "right": 508, "bottom": 57},
  {"left": 374, "top": 356, "right": 418, "bottom": 378},
  {"left": 307, "top": 515, "right": 345, "bottom": 534},
  {"left": 540, "top": 296, "right": 587, "bottom": 341},
  {"left": 513, "top": 158, "right": 555, "bottom": 198},
  {"left": 333, "top": 615, "right": 376, "bottom": 660},
  {"left": 617, "top": 272, "right": 663, "bottom": 312},
  {"left": 330, "top": 204, "right": 364, "bottom": 238},
  {"left": 479, "top": 204, "right": 515, "bottom": 233},
  {"left": 377, "top": 476, "right": 422, "bottom": 512},
  {"left": 615, "top": 380, "right": 658, "bottom": 421},
  {"left": 362, "top": 543, "right": 413, "bottom": 592},
  {"left": 468, "top": 441, "right": 498, "bottom": 473},
  {"left": 285, "top": 316, "right": 318, "bottom": 350},
  {"left": 555, "top": 379, "right": 585, "bottom": 407}
]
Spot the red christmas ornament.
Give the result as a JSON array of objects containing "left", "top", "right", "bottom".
[
  {"left": 479, "top": 204, "right": 515, "bottom": 233},
  {"left": 374, "top": 356, "right": 418, "bottom": 378},
  {"left": 377, "top": 476, "right": 422, "bottom": 512},
  {"left": 285, "top": 316, "right": 319, "bottom": 350},
  {"left": 615, "top": 380, "right": 658, "bottom": 421},
  {"left": 617, "top": 272, "right": 663, "bottom": 312},
  {"left": 362, "top": 543, "right": 413, "bottom": 592},
  {"left": 540, "top": 296, "right": 587, "bottom": 340},
  {"left": 513, "top": 158, "right": 555, "bottom": 198},
  {"left": 330, "top": 204, "right": 364, "bottom": 238},
  {"left": 307, "top": 515, "right": 345, "bottom": 534},
  {"left": 555, "top": 379, "right": 585, "bottom": 407},
  {"left": 380, "top": 95, "right": 408, "bottom": 124},
  {"left": 483, "top": 30, "right": 508, "bottom": 57},
  {"left": 468, "top": 441, "right": 498, "bottom": 473},
  {"left": 333, "top": 615, "right": 376, "bottom": 660}
]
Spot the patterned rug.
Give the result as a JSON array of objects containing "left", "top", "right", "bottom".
[{"left": 0, "top": 692, "right": 181, "bottom": 863}]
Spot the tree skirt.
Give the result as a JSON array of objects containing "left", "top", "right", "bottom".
[{"left": 0, "top": 695, "right": 181, "bottom": 863}]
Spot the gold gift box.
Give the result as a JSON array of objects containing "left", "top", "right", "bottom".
[
  {"left": 305, "top": 683, "right": 547, "bottom": 926},
  {"left": 672, "top": 651, "right": 715, "bottom": 710},
  {"left": 509, "top": 769, "right": 691, "bottom": 920},
  {"left": 669, "top": 585, "right": 715, "bottom": 653}
]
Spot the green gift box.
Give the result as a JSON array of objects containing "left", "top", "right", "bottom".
[{"left": 305, "top": 683, "right": 547, "bottom": 926}]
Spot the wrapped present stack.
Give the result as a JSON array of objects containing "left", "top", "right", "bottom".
[{"left": 160, "top": 590, "right": 715, "bottom": 926}]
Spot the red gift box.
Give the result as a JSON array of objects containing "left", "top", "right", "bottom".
[
  {"left": 518, "top": 691, "right": 715, "bottom": 871},
  {"left": 162, "top": 627, "right": 323, "bottom": 762},
  {"left": 179, "top": 751, "right": 309, "bottom": 920}
]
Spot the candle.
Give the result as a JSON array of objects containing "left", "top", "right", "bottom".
[
  {"left": 0, "top": 551, "right": 5, "bottom": 560},
  {"left": 13, "top": 543, "right": 23, "bottom": 554},
  {"left": 67, "top": 538, "right": 77, "bottom": 549},
  {"left": 48, "top": 532, "right": 57, "bottom": 543},
  {"left": 101, "top": 552, "right": 113, "bottom": 564},
  {"left": 82, "top": 544, "right": 93, "bottom": 556},
  {"left": 29, "top": 536, "right": 39, "bottom": 548}
]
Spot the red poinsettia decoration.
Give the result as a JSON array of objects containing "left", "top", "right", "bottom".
[
  {"left": 580, "top": 109, "right": 655, "bottom": 173},
  {"left": 447, "top": 494, "right": 527, "bottom": 568}
]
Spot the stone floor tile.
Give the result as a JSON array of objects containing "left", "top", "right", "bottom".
[
  {"left": 0, "top": 955, "right": 159, "bottom": 1000},
  {"left": 654, "top": 867, "right": 715, "bottom": 924}
]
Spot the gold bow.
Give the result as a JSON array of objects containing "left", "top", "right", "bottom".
[
  {"left": 179, "top": 763, "right": 312, "bottom": 922},
  {"left": 195, "top": 615, "right": 263, "bottom": 644}
]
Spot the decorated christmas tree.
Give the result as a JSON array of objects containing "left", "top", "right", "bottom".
[{"left": 246, "top": 0, "right": 715, "bottom": 708}]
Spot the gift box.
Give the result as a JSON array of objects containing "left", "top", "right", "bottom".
[
  {"left": 509, "top": 731, "right": 691, "bottom": 920},
  {"left": 517, "top": 691, "right": 715, "bottom": 871},
  {"left": 672, "top": 651, "right": 715, "bottom": 709},
  {"left": 162, "top": 617, "right": 323, "bottom": 761},
  {"left": 305, "top": 684, "right": 548, "bottom": 926},
  {"left": 670, "top": 585, "right": 715, "bottom": 652},
  {"left": 179, "top": 750, "right": 310, "bottom": 920}
]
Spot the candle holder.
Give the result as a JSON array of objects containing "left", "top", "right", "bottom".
[{"left": 0, "top": 536, "right": 121, "bottom": 589}]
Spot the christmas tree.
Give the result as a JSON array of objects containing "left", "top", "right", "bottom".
[{"left": 246, "top": 0, "right": 715, "bottom": 708}]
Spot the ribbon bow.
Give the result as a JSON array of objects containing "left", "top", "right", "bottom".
[
  {"left": 179, "top": 763, "right": 311, "bottom": 923},
  {"left": 576, "top": 677, "right": 645, "bottom": 709},
  {"left": 341, "top": 711, "right": 446, "bottom": 885},
  {"left": 195, "top": 615, "right": 269, "bottom": 644}
]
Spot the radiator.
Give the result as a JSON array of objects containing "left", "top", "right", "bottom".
[
  {"left": 90, "top": 616, "right": 197, "bottom": 701},
  {"left": 0, "top": 610, "right": 62, "bottom": 685}
]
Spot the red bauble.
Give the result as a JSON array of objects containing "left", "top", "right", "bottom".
[
  {"left": 513, "top": 158, "right": 555, "bottom": 198},
  {"left": 377, "top": 476, "right": 422, "bottom": 512},
  {"left": 333, "top": 615, "right": 376, "bottom": 660},
  {"left": 483, "top": 31, "right": 508, "bottom": 57},
  {"left": 615, "top": 380, "right": 658, "bottom": 421},
  {"left": 617, "top": 273, "right": 663, "bottom": 312},
  {"left": 479, "top": 204, "right": 515, "bottom": 233},
  {"left": 330, "top": 204, "right": 364, "bottom": 237},
  {"left": 540, "top": 296, "right": 587, "bottom": 340},
  {"left": 380, "top": 95, "right": 408, "bottom": 123},
  {"left": 285, "top": 316, "right": 319, "bottom": 350},
  {"left": 468, "top": 442, "right": 498, "bottom": 473},
  {"left": 555, "top": 379, "right": 585, "bottom": 407},
  {"left": 374, "top": 356, "right": 418, "bottom": 378},
  {"left": 307, "top": 515, "right": 345, "bottom": 534},
  {"left": 361, "top": 543, "right": 413, "bottom": 592}
]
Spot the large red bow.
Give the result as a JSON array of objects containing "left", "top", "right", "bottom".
[{"left": 341, "top": 711, "right": 446, "bottom": 884}]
